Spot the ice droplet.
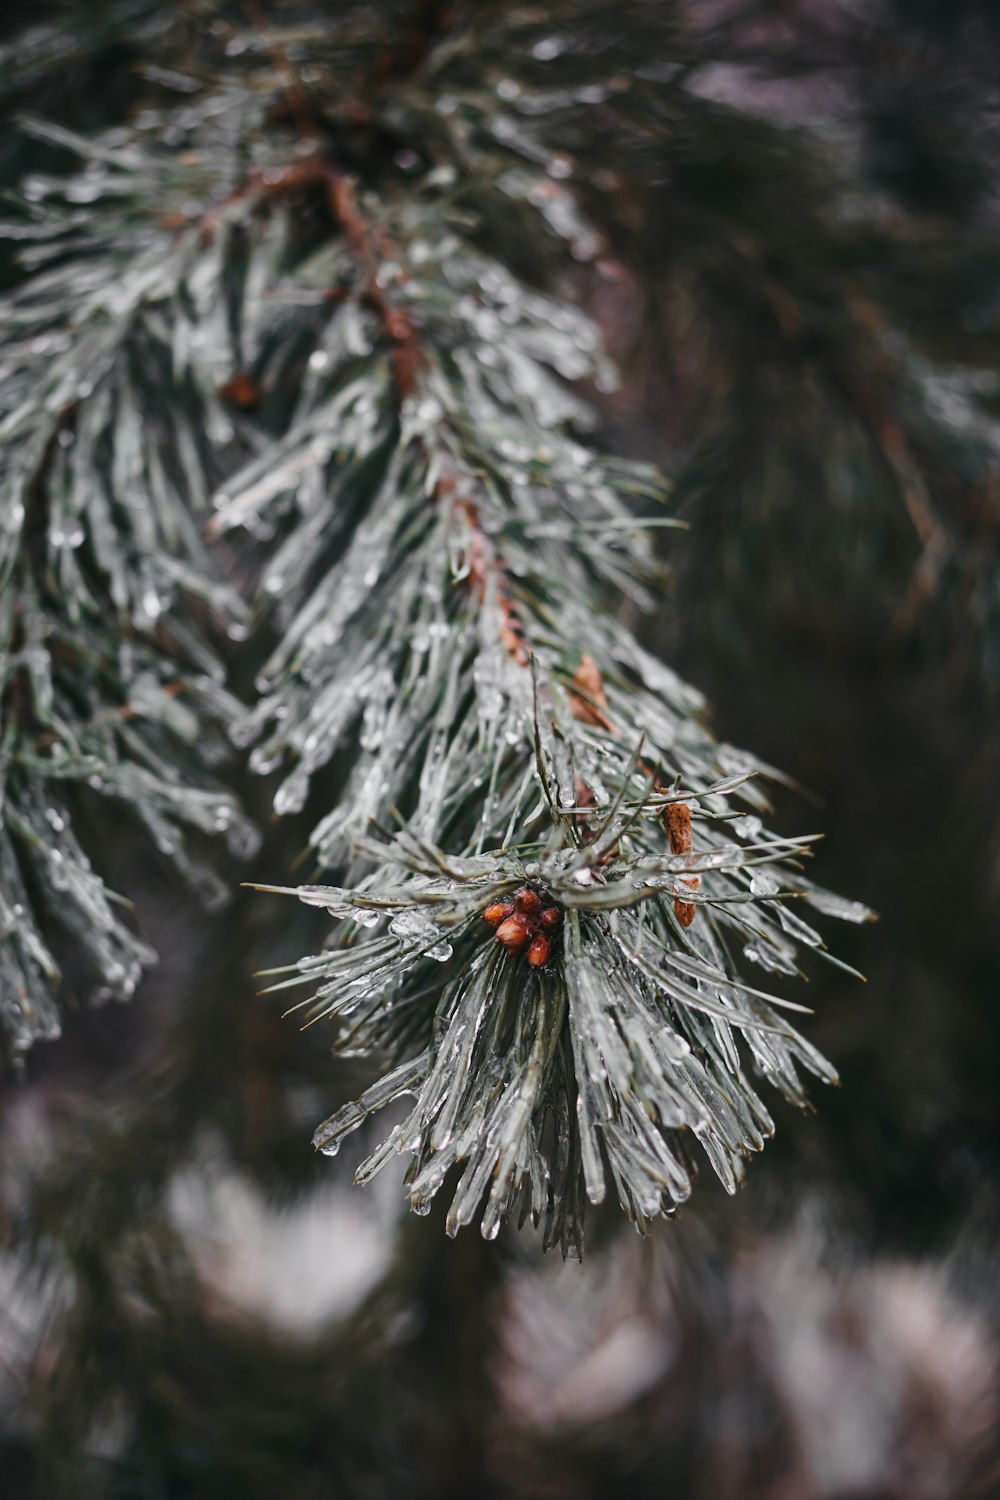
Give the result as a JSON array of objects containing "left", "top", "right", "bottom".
[
  {"left": 388, "top": 910, "right": 454, "bottom": 961},
  {"left": 737, "top": 815, "right": 764, "bottom": 841},
  {"left": 51, "top": 524, "right": 85, "bottom": 549},
  {"left": 805, "top": 889, "right": 874, "bottom": 924},
  {"left": 743, "top": 943, "right": 785, "bottom": 974},
  {"left": 297, "top": 886, "right": 354, "bottom": 917},
  {"left": 140, "top": 587, "right": 162, "bottom": 622},
  {"left": 249, "top": 745, "right": 282, "bottom": 775},
  {"left": 390, "top": 910, "right": 433, "bottom": 942},
  {"left": 351, "top": 907, "right": 380, "bottom": 929},
  {"left": 273, "top": 770, "right": 309, "bottom": 816}
]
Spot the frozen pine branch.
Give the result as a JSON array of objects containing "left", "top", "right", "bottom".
[
  {"left": 202, "top": 111, "right": 873, "bottom": 1244},
  {"left": 253, "top": 806, "right": 870, "bottom": 1253},
  {"left": 0, "top": 113, "right": 266, "bottom": 1053},
  {"left": 0, "top": 8, "right": 994, "bottom": 1495},
  {"left": 0, "top": 2, "right": 881, "bottom": 1238}
]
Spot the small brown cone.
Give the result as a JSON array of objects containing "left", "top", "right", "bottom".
[
  {"left": 514, "top": 887, "right": 542, "bottom": 918},
  {"left": 527, "top": 934, "right": 551, "bottom": 968},
  {"left": 495, "top": 916, "right": 531, "bottom": 953}
]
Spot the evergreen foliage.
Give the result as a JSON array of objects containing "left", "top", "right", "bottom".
[
  {"left": 1, "top": 3, "right": 998, "bottom": 1496},
  {"left": 0, "top": 114, "right": 259, "bottom": 1051},
  {"left": 0, "top": 2, "right": 884, "bottom": 1245}
]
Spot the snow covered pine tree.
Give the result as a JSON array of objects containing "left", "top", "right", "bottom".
[{"left": 0, "top": 2, "right": 874, "bottom": 1252}]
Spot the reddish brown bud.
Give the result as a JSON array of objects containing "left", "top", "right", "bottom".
[
  {"left": 539, "top": 906, "right": 561, "bottom": 932},
  {"left": 664, "top": 802, "right": 699, "bottom": 928},
  {"left": 495, "top": 916, "right": 531, "bottom": 953},
  {"left": 527, "top": 934, "right": 552, "bottom": 968},
  {"left": 483, "top": 900, "right": 514, "bottom": 928},
  {"left": 513, "top": 887, "right": 542, "bottom": 918},
  {"left": 217, "top": 372, "right": 262, "bottom": 408},
  {"left": 663, "top": 801, "right": 693, "bottom": 854}
]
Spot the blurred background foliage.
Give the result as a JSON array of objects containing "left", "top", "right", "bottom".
[{"left": 0, "top": 1, "right": 998, "bottom": 1496}]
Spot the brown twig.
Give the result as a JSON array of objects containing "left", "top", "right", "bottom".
[
  {"left": 323, "top": 175, "right": 527, "bottom": 665},
  {"left": 325, "top": 173, "right": 424, "bottom": 399},
  {"left": 567, "top": 654, "right": 700, "bottom": 924},
  {"left": 433, "top": 469, "right": 528, "bottom": 667}
]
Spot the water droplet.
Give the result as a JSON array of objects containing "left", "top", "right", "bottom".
[
  {"left": 274, "top": 769, "right": 309, "bottom": 817},
  {"left": 351, "top": 907, "right": 380, "bottom": 929},
  {"left": 389, "top": 910, "right": 432, "bottom": 942},
  {"left": 141, "top": 587, "right": 162, "bottom": 621},
  {"left": 249, "top": 746, "right": 282, "bottom": 775},
  {"left": 297, "top": 886, "right": 353, "bottom": 917}
]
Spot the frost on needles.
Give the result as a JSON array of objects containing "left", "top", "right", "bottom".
[
  {"left": 0, "top": 114, "right": 260, "bottom": 1053},
  {"left": 0, "top": 5, "right": 872, "bottom": 1245},
  {"left": 216, "top": 171, "right": 873, "bottom": 1250}
]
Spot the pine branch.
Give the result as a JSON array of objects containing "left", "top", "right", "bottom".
[
  {"left": 186, "top": 14, "right": 874, "bottom": 1246},
  {"left": 0, "top": 111, "right": 268, "bottom": 1052},
  {"left": 0, "top": 3, "right": 879, "bottom": 1241},
  {"left": 251, "top": 807, "right": 869, "bottom": 1252}
]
